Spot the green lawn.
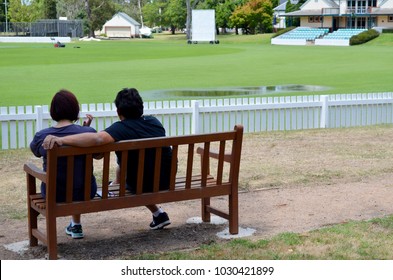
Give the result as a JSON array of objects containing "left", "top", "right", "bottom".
[{"left": 1, "top": 33, "right": 393, "bottom": 107}]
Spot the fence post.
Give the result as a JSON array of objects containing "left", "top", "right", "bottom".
[
  {"left": 320, "top": 95, "right": 329, "bottom": 128},
  {"left": 191, "top": 100, "right": 200, "bottom": 134},
  {"left": 35, "top": 105, "right": 43, "bottom": 132}
]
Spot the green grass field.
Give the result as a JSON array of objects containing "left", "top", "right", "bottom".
[{"left": 1, "top": 33, "right": 393, "bottom": 107}]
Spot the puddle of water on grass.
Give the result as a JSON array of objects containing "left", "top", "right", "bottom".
[{"left": 143, "top": 84, "right": 330, "bottom": 100}]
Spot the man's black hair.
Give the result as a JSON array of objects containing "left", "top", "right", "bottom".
[{"left": 115, "top": 88, "right": 144, "bottom": 119}]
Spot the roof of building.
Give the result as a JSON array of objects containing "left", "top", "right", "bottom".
[
  {"left": 118, "top": 12, "right": 140, "bottom": 26},
  {"left": 274, "top": 1, "right": 288, "bottom": 11},
  {"left": 284, "top": 9, "right": 323, "bottom": 16}
]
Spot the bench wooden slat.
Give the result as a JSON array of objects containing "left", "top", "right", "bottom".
[
  {"left": 169, "top": 145, "right": 178, "bottom": 191},
  {"left": 53, "top": 130, "right": 238, "bottom": 157},
  {"left": 54, "top": 184, "right": 232, "bottom": 216},
  {"left": 136, "top": 149, "right": 144, "bottom": 195},
  {"left": 101, "top": 152, "right": 110, "bottom": 199},
  {"left": 201, "top": 142, "right": 211, "bottom": 222},
  {"left": 153, "top": 147, "right": 162, "bottom": 193},
  {"left": 66, "top": 156, "right": 74, "bottom": 203},
  {"left": 119, "top": 150, "right": 128, "bottom": 197},
  {"left": 31, "top": 197, "right": 46, "bottom": 211},
  {"left": 201, "top": 142, "right": 210, "bottom": 187},
  {"left": 185, "top": 144, "right": 194, "bottom": 189},
  {"left": 216, "top": 141, "right": 226, "bottom": 185},
  {"left": 84, "top": 154, "right": 93, "bottom": 201}
]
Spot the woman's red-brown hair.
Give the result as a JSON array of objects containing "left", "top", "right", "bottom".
[{"left": 50, "top": 89, "right": 80, "bottom": 122}]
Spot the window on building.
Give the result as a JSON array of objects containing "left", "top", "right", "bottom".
[
  {"left": 347, "top": 0, "right": 355, "bottom": 7},
  {"left": 389, "top": 15, "right": 393, "bottom": 22},
  {"left": 308, "top": 16, "right": 322, "bottom": 23}
]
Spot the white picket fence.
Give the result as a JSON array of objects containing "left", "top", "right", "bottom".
[{"left": 1, "top": 93, "right": 393, "bottom": 150}]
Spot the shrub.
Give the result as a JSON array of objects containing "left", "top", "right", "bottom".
[
  {"left": 382, "top": 29, "right": 393, "bottom": 33},
  {"left": 271, "top": 27, "right": 296, "bottom": 38},
  {"left": 350, "top": 29, "right": 380, "bottom": 45}
]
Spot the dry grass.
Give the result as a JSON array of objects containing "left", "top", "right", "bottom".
[
  {"left": 2, "top": 124, "right": 393, "bottom": 222},
  {"left": 240, "top": 125, "right": 393, "bottom": 190}
]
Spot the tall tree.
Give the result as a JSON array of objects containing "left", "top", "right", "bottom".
[
  {"left": 185, "top": 0, "right": 201, "bottom": 39},
  {"left": 215, "top": 0, "right": 243, "bottom": 34},
  {"left": 142, "top": 0, "right": 165, "bottom": 28},
  {"left": 43, "top": 0, "right": 57, "bottom": 18},
  {"left": 230, "top": 0, "right": 273, "bottom": 34},
  {"left": 83, "top": 0, "right": 116, "bottom": 37},
  {"left": 285, "top": 0, "right": 306, "bottom": 27},
  {"left": 56, "top": 0, "right": 85, "bottom": 19},
  {"left": 8, "top": 0, "right": 43, "bottom": 22},
  {"left": 164, "top": 0, "right": 186, "bottom": 34},
  {"left": 0, "top": 2, "right": 6, "bottom": 23},
  {"left": 116, "top": 0, "right": 149, "bottom": 25}
]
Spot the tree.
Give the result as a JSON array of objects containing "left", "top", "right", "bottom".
[
  {"left": 285, "top": 0, "right": 306, "bottom": 27},
  {"left": 43, "top": 0, "right": 57, "bottom": 19},
  {"left": 142, "top": 0, "right": 166, "bottom": 28},
  {"left": 56, "top": 0, "right": 85, "bottom": 19},
  {"left": 8, "top": 0, "right": 43, "bottom": 22},
  {"left": 185, "top": 0, "right": 201, "bottom": 39},
  {"left": 117, "top": 0, "right": 150, "bottom": 26},
  {"left": 164, "top": 0, "right": 187, "bottom": 34},
  {"left": 0, "top": 2, "right": 6, "bottom": 23},
  {"left": 215, "top": 0, "right": 243, "bottom": 34},
  {"left": 229, "top": 0, "right": 273, "bottom": 34},
  {"left": 56, "top": 0, "right": 115, "bottom": 37},
  {"left": 83, "top": 0, "right": 116, "bottom": 37}
]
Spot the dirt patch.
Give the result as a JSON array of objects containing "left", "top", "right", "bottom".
[{"left": 2, "top": 126, "right": 393, "bottom": 259}]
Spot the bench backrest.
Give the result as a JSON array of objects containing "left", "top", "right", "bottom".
[{"left": 44, "top": 125, "right": 243, "bottom": 213}]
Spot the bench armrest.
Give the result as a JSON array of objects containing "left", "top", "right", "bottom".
[{"left": 24, "top": 163, "right": 47, "bottom": 183}]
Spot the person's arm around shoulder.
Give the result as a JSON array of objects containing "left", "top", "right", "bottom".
[{"left": 42, "top": 130, "right": 114, "bottom": 150}]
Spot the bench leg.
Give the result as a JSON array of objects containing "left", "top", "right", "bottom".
[
  {"left": 229, "top": 193, "right": 239, "bottom": 235},
  {"left": 46, "top": 216, "right": 58, "bottom": 260},
  {"left": 201, "top": 197, "right": 211, "bottom": 222},
  {"left": 27, "top": 207, "right": 39, "bottom": 247}
]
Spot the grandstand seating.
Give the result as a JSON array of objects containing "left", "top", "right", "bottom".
[
  {"left": 272, "top": 27, "right": 369, "bottom": 46},
  {"left": 279, "top": 27, "right": 329, "bottom": 41},
  {"left": 322, "top": 28, "right": 367, "bottom": 40}
]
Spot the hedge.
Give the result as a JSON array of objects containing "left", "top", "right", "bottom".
[{"left": 350, "top": 29, "right": 380, "bottom": 45}]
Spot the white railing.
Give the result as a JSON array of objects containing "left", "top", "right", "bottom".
[
  {"left": 346, "top": 8, "right": 368, "bottom": 14},
  {"left": 322, "top": 8, "right": 339, "bottom": 15},
  {"left": 1, "top": 93, "right": 393, "bottom": 150}
]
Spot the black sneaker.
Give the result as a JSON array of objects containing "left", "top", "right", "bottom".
[
  {"left": 150, "top": 212, "right": 171, "bottom": 230},
  {"left": 65, "top": 223, "right": 84, "bottom": 239}
]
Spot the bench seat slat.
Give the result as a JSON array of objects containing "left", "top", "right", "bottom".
[{"left": 54, "top": 184, "right": 232, "bottom": 217}]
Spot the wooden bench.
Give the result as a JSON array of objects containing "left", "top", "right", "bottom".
[{"left": 24, "top": 124, "right": 243, "bottom": 259}]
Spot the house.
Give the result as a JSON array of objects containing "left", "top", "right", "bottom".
[
  {"left": 283, "top": 0, "right": 393, "bottom": 31},
  {"left": 273, "top": 0, "right": 288, "bottom": 29},
  {"left": 101, "top": 12, "right": 141, "bottom": 38}
]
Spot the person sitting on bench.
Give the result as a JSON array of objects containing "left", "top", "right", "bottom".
[{"left": 30, "top": 89, "right": 96, "bottom": 239}]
